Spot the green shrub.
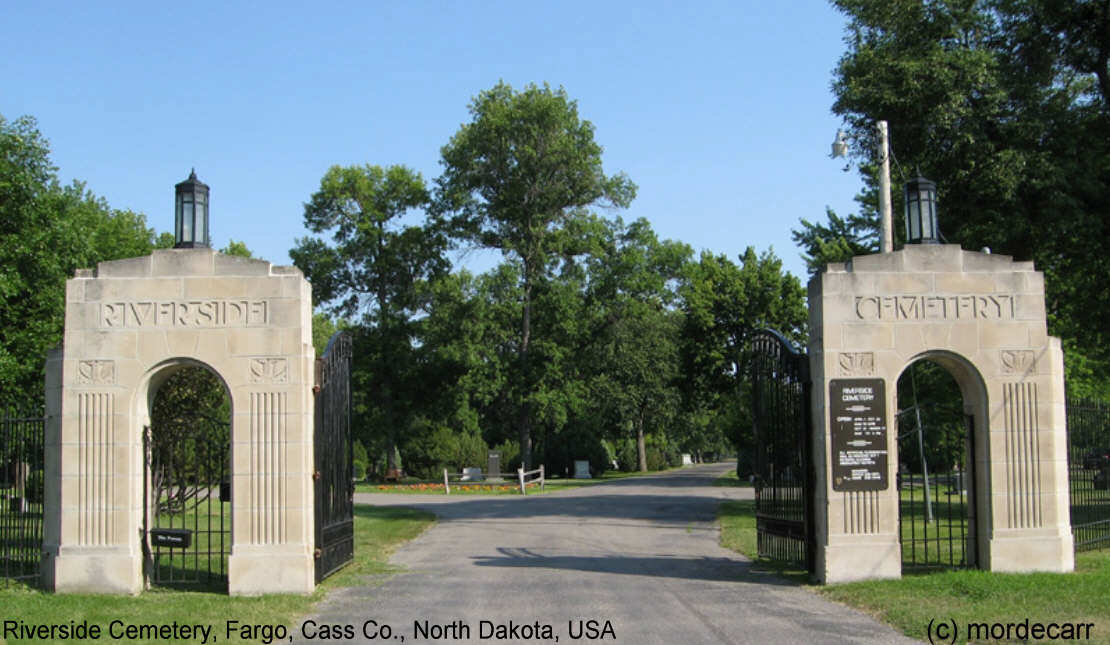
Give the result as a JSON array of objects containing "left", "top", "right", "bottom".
[
  {"left": 352, "top": 460, "right": 366, "bottom": 481},
  {"left": 615, "top": 438, "right": 638, "bottom": 472}
]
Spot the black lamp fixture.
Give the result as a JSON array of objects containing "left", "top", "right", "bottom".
[
  {"left": 903, "top": 173, "right": 939, "bottom": 244},
  {"left": 174, "top": 169, "right": 210, "bottom": 248}
]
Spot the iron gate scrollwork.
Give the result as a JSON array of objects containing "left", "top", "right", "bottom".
[
  {"left": 314, "top": 331, "right": 354, "bottom": 583},
  {"left": 751, "top": 329, "right": 814, "bottom": 572},
  {"left": 143, "top": 413, "right": 230, "bottom": 589}
]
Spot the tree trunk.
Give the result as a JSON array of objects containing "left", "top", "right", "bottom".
[
  {"left": 519, "top": 269, "right": 534, "bottom": 470},
  {"left": 636, "top": 413, "right": 647, "bottom": 472}
]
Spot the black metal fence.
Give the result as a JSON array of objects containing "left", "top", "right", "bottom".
[
  {"left": 751, "top": 329, "right": 814, "bottom": 572},
  {"left": 1, "top": 410, "right": 45, "bottom": 587},
  {"left": 314, "top": 331, "right": 354, "bottom": 583},
  {"left": 1067, "top": 397, "right": 1110, "bottom": 552}
]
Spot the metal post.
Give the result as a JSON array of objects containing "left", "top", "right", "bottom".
[
  {"left": 910, "top": 368, "right": 934, "bottom": 523},
  {"left": 877, "top": 121, "right": 893, "bottom": 253}
]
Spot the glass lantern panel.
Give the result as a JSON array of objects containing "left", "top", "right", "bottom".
[
  {"left": 907, "top": 200, "right": 921, "bottom": 241},
  {"left": 195, "top": 203, "right": 207, "bottom": 245},
  {"left": 182, "top": 202, "right": 194, "bottom": 242},
  {"left": 921, "top": 202, "right": 934, "bottom": 240}
]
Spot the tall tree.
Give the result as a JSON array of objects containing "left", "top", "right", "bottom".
[
  {"left": 435, "top": 82, "right": 637, "bottom": 468},
  {"left": 811, "top": 0, "right": 1110, "bottom": 396},
  {"left": 291, "top": 164, "right": 447, "bottom": 469},
  {"left": 583, "top": 218, "right": 691, "bottom": 471},
  {"left": 0, "top": 115, "right": 163, "bottom": 407},
  {"left": 679, "top": 248, "right": 807, "bottom": 471}
]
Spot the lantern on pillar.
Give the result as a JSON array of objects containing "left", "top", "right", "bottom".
[
  {"left": 174, "top": 169, "right": 210, "bottom": 248},
  {"left": 904, "top": 174, "right": 939, "bottom": 244}
]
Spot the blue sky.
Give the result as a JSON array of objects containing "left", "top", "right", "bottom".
[{"left": 3, "top": 1, "right": 863, "bottom": 281}]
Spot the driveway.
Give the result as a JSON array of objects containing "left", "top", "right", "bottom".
[{"left": 296, "top": 462, "right": 916, "bottom": 644}]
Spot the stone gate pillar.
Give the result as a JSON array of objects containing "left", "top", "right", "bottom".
[
  {"left": 43, "top": 248, "right": 316, "bottom": 595},
  {"left": 808, "top": 245, "right": 1072, "bottom": 583}
]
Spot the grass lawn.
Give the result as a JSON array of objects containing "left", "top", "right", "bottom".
[
  {"left": 355, "top": 466, "right": 682, "bottom": 496},
  {"left": 0, "top": 505, "right": 433, "bottom": 645},
  {"left": 718, "top": 499, "right": 1110, "bottom": 644},
  {"left": 713, "top": 468, "right": 753, "bottom": 488}
]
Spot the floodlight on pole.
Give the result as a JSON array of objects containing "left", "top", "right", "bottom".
[
  {"left": 831, "top": 130, "right": 849, "bottom": 158},
  {"left": 828, "top": 124, "right": 894, "bottom": 253}
]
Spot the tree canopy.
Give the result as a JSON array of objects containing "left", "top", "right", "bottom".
[
  {"left": 435, "top": 82, "right": 638, "bottom": 468},
  {"left": 0, "top": 115, "right": 165, "bottom": 407},
  {"left": 797, "top": 0, "right": 1110, "bottom": 397}
]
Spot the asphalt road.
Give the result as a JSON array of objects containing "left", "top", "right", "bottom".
[{"left": 295, "top": 463, "right": 917, "bottom": 644}]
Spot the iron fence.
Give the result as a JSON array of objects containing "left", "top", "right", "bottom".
[
  {"left": 1, "top": 410, "right": 45, "bottom": 587},
  {"left": 751, "top": 329, "right": 814, "bottom": 572},
  {"left": 1067, "top": 397, "right": 1110, "bottom": 552}
]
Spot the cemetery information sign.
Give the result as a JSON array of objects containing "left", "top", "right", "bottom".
[{"left": 830, "top": 378, "right": 888, "bottom": 492}]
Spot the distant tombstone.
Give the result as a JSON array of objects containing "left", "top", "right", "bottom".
[
  {"left": 574, "top": 460, "right": 591, "bottom": 479},
  {"left": 682, "top": 454, "right": 693, "bottom": 466},
  {"left": 461, "top": 467, "right": 483, "bottom": 482},
  {"left": 487, "top": 451, "right": 501, "bottom": 481}
]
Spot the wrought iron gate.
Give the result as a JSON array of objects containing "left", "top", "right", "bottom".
[
  {"left": 751, "top": 329, "right": 814, "bottom": 572},
  {"left": 1, "top": 410, "right": 44, "bottom": 587},
  {"left": 314, "top": 331, "right": 354, "bottom": 583},
  {"left": 895, "top": 365, "right": 975, "bottom": 571},
  {"left": 143, "top": 414, "right": 230, "bottom": 589}
]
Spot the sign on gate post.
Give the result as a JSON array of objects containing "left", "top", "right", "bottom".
[{"left": 829, "top": 379, "right": 888, "bottom": 492}]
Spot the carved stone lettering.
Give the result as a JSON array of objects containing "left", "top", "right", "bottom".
[
  {"left": 249, "top": 358, "right": 288, "bottom": 383},
  {"left": 101, "top": 300, "right": 268, "bottom": 328},
  {"left": 77, "top": 360, "right": 115, "bottom": 385},
  {"left": 854, "top": 294, "right": 1015, "bottom": 321},
  {"left": 838, "top": 352, "right": 875, "bottom": 376},
  {"left": 1000, "top": 350, "right": 1036, "bottom": 374}
]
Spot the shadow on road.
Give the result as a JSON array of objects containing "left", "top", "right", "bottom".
[{"left": 470, "top": 546, "right": 798, "bottom": 586}]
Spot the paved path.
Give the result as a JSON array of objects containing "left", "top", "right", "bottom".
[{"left": 297, "top": 463, "right": 917, "bottom": 644}]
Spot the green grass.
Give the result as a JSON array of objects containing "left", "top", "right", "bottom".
[
  {"left": 717, "top": 500, "right": 809, "bottom": 583},
  {"left": 0, "top": 505, "right": 434, "bottom": 645},
  {"left": 717, "top": 498, "right": 1110, "bottom": 644},
  {"left": 713, "top": 468, "right": 753, "bottom": 488},
  {"left": 355, "top": 467, "right": 680, "bottom": 495}
]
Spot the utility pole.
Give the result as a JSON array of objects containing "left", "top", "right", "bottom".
[{"left": 877, "top": 121, "right": 893, "bottom": 253}]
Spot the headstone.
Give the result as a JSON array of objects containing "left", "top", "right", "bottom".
[
  {"left": 573, "top": 460, "right": 591, "bottom": 479},
  {"left": 682, "top": 454, "right": 693, "bottom": 465},
  {"left": 487, "top": 451, "right": 502, "bottom": 481}
]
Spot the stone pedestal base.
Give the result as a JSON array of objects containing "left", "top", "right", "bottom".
[
  {"left": 229, "top": 550, "right": 314, "bottom": 596},
  {"left": 820, "top": 535, "right": 902, "bottom": 584},
  {"left": 988, "top": 530, "right": 1074, "bottom": 573},
  {"left": 45, "top": 548, "right": 142, "bottom": 594}
]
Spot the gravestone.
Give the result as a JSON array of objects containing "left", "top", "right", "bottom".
[
  {"left": 574, "top": 460, "right": 591, "bottom": 479},
  {"left": 487, "top": 451, "right": 501, "bottom": 481}
]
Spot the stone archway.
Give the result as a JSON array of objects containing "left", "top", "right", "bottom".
[
  {"left": 894, "top": 351, "right": 986, "bottom": 572},
  {"left": 808, "top": 244, "right": 1073, "bottom": 583},
  {"left": 42, "top": 248, "right": 316, "bottom": 595},
  {"left": 139, "top": 358, "right": 233, "bottom": 590}
]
